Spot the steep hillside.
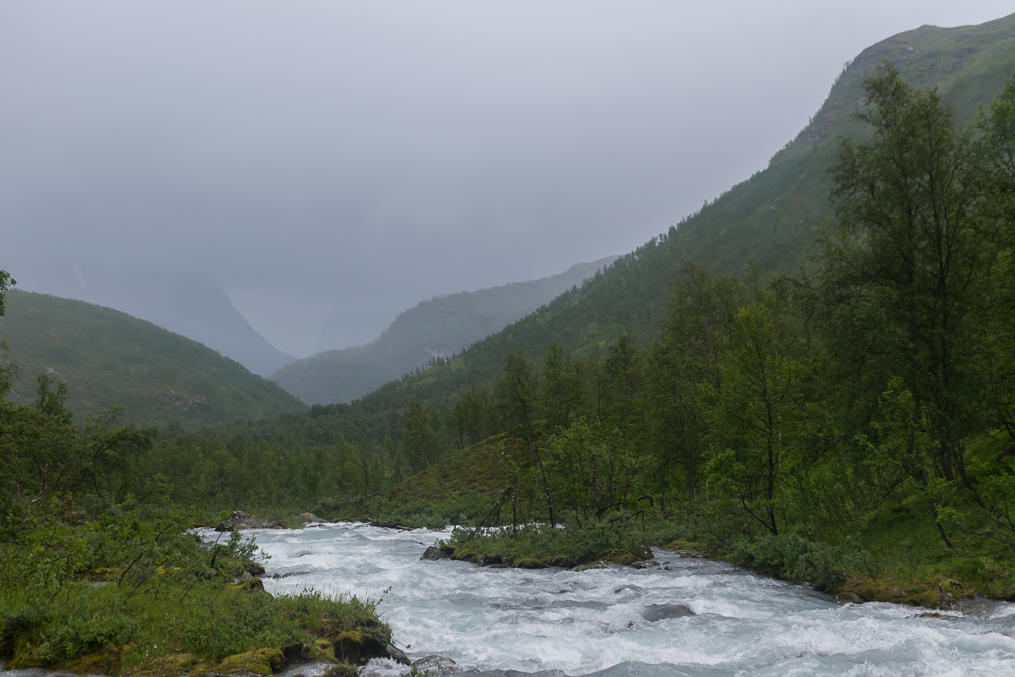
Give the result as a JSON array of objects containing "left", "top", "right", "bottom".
[
  {"left": 367, "top": 14, "right": 1015, "bottom": 396},
  {"left": 233, "top": 12, "right": 1015, "bottom": 442},
  {"left": 273, "top": 257, "right": 616, "bottom": 404},
  {"left": 0, "top": 290, "right": 305, "bottom": 428}
]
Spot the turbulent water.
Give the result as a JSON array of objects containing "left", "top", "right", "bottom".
[{"left": 238, "top": 523, "right": 1015, "bottom": 676}]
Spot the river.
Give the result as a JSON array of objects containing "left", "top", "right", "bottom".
[{"left": 243, "top": 522, "right": 1015, "bottom": 676}]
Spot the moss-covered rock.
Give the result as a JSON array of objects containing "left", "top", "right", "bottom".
[
  {"left": 596, "top": 548, "right": 646, "bottom": 566},
  {"left": 230, "top": 577, "right": 266, "bottom": 593},
  {"left": 320, "top": 662, "right": 358, "bottom": 677},
  {"left": 216, "top": 647, "right": 284, "bottom": 675},
  {"left": 283, "top": 639, "right": 336, "bottom": 663},
  {"left": 830, "top": 575, "right": 974, "bottom": 609},
  {"left": 331, "top": 626, "right": 390, "bottom": 664}
]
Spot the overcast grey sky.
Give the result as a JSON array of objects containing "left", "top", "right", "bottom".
[{"left": 3, "top": 1, "right": 1014, "bottom": 357}]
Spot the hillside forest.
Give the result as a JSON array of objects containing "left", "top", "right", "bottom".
[{"left": 4, "top": 63, "right": 1015, "bottom": 623}]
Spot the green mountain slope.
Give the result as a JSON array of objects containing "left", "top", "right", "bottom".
[
  {"left": 234, "top": 12, "right": 1015, "bottom": 443},
  {"left": 273, "top": 257, "right": 616, "bottom": 404},
  {"left": 380, "top": 14, "right": 1013, "bottom": 395},
  {"left": 0, "top": 290, "right": 305, "bottom": 428}
]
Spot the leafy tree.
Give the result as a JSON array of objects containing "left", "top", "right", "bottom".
[
  {"left": 820, "top": 63, "right": 993, "bottom": 492},
  {"left": 34, "top": 374, "right": 72, "bottom": 425},
  {"left": 545, "top": 418, "right": 634, "bottom": 525},
  {"left": 451, "top": 386, "right": 491, "bottom": 448},
  {"left": 600, "top": 334, "right": 640, "bottom": 433},
  {"left": 977, "top": 75, "right": 1015, "bottom": 438},
  {"left": 644, "top": 265, "right": 744, "bottom": 503},
  {"left": 400, "top": 397, "right": 442, "bottom": 473},
  {"left": 699, "top": 301, "right": 806, "bottom": 535},
  {"left": 540, "top": 345, "right": 583, "bottom": 432},
  {"left": 496, "top": 353, "right": 556, "bottom": 526}
]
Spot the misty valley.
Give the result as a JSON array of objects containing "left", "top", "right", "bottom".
[{"left": 5, "top": 6, "right": 1015, "bottom": 677}]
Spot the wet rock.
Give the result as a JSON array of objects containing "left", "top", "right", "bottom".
[
  {"left": 939, "top": 579, "right": 964, "bottom": 610},
  {"left": 421, "top": 545, "right": 442, "bottom": 560},
  {"left": 366, "top": 519, "right": 413, "bottom": 531},
  {"left": 295, "top": 550, "right": 313, "bottom": 558},
  {"left": 412, "top": 655, "right": 459, "bottom": 676},
  {"left": 480, "top": 554, "right": 512, "bottom": 567},
  {"left": 385, "top": 643, "right": 410, "bottom": 664},
  {"left": 837, "top": 592, "right": 863, "bottom": 604},
  {"left": 271, "top": 570, "right": 311, "bottom": 579},
  {"left": 642, "top": 603, "right": 695, "bottom": 622},
  {"left": 615, "top": 584, "right": 645, "bottom": 595},
  {"left": 954, "top": 597, "right": 1004, "bottom": 617},
  {"left": 215, "top": 510, "right": 283, "bottom": 531}
]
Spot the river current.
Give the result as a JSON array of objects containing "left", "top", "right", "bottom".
[{"left": 242, "top": 522, "right": 1015, "bottom": 676}]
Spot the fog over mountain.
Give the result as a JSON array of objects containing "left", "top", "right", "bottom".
[{"left": 4, "top": 0, "right": 1013, "bottom": 362}]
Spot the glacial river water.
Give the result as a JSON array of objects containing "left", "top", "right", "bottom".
[{"left": 242, "top": 522, "right": 1015, "bottom": 676}]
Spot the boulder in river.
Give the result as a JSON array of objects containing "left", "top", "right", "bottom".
[
  {"left": 385, "top": 644, "right": 410, "bottom": 664},
  {"left": 642, "top": 603, "right": 695, "bottom": 622},
  {"left": 412, "top": 655, "right": 459, "bottom": 676},
  {"left": 421, "top": 545, "right": 442, "bottom": 560}
]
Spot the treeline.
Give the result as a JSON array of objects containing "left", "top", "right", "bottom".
[
  {"left": 32, "top": 67, "right": 1011, "bottom": 560},
  {"left": 146, "top": 69, "right": 1015, "bottom": 561},
  {"left": 5, "top": 67, "right": 1015, "bottom": 577},
  {"left": 464, "top": 67, "right": 1015, "bottom": 554}
]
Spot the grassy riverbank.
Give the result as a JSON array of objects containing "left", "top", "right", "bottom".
[
  {"left": 0, "top": 507, "right": 391, "bottom": 676},
  {"left": 414, "top": 490, "right": 1015, "bottom": 610}
]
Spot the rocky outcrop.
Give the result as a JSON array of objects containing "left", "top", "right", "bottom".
[
  {"left": 642, "top": 603, "right": 695, "bottom": 622},
  {"left": 215, "top": 511, "right": 283, "bottom": 531}
]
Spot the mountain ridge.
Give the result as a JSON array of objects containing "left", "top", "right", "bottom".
[
  {"left": 15, "top": 261, "right": 294, "bottom": 377},
  {"left": 273, "top": 256, "right": 617, "bottom": 404},
  {"left": 0, "top": 289, "right": 305, "bottom": 428}
]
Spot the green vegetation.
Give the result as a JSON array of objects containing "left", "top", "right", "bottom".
[
  {"left": 283, "top": 59, "right": 1015, "bottom": 606},
  {"left": 437, "top": 522, "right": 652, "bottom": 569},
  {"left": 5, "top": 15, "right": 1015, "bottom": 676},
  {"left": 0, "top": 282, "right": 387, "bottom": 676},
  {"left": 0, "top": 510, "right": 388, "bottom": 676},
  {"left": 0, "top": 290, "right": 305, "bottom": 429},
  {"left": 273, "top": 257, "right": 615, "bottom": 405}
]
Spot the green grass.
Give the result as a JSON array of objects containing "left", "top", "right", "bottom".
[{"left": 0, "top": 509, "right": 388, "bottom": 675}]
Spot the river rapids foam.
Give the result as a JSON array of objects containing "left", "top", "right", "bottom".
[{"left": 235, "top": 523, "right": 1015, "bottom": 676}]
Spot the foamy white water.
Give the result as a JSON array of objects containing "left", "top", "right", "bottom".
[{"left": 235, "top": 523, "right": 1015, "bottom": 676}]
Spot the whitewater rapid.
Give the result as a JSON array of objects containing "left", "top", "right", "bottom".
[{"left": 241, "top": 522, "right": 1015, "bottom": 676}]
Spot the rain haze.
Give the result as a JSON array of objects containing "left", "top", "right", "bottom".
[{"left": 3, "top": 0, "right": 1013, "bottom": 364}]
